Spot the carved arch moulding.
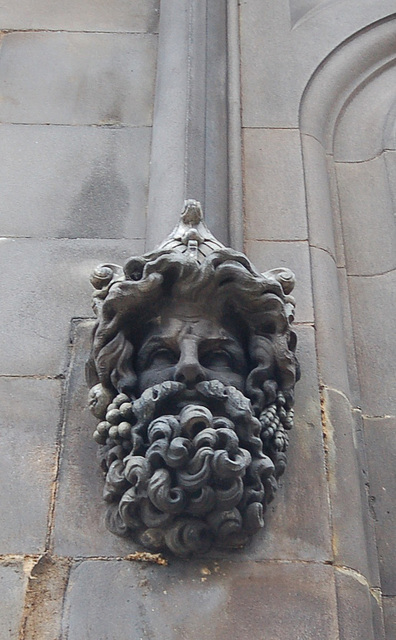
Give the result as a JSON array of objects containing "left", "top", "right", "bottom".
[
  {"left": 86, "top": 200, "right": 299, "bottom": 557},
  {"left": 298, "top": 15, "right": 396, "bottom": 590},
  {"left": 300, "top": 15, "right": 396, "bottom": 404}
]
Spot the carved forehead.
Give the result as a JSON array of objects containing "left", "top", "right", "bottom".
[
  {"left": 136, "top": 296, "right": 246, "bottom": 351},
  {"left": 139, "top": 314, "right": 240, "bottom": 347}
]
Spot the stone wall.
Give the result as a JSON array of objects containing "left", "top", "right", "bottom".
[{"left": 0, "top": 1, "right": 395, "bottom": 638}]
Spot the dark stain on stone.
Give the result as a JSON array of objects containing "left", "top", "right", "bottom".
[
  {"left": 62, "top": 152, "right": 129, "bottom": 239},
  {"left": 146, "top": 3, "right": 160, "bottom": 34}
]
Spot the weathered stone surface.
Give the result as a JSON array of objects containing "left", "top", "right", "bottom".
[
  {"left": 333, "top": 64, "right": 396, "bottom": 163},
  {"left": 0, "top": 0, "right": 159, "bottom": 32},
  {"left": 372, "top": 591, "right": 387, "bottom": 640},
  {"left": 240, "top": 0, "right": 396, "bottom": 128},
  {"left": 348, "top": 272, "right": 396, "bottom": 416},
  {"left": 0, "top": 378, "right": 61, "bottom": 554},
  {"left": 289, "top": 0, "right": 396, "bottom": 32},
  {"left": 0, "top": 125, "right": 150, "bottom": 239},
  {"left": 323, "top": 389, "right": 378, "bottom": 582},
  {"left": 301, "top": 133, "right": 336, "bottom": 260},
  {"left": 335, "top": 569, "right": 377, "bottom": 640},
  {"left": 244, "top": 326, "right": 331, "bottom": 562},
  {"left": 246, "top": 239, "right": 314, "bottom": 323},
  {"left": 309, "top": 247, "right": 350, "bottom": 395},
  {"left": 326, "top": 158, "right": 347, "bottom": 269},
  {"left": 364, "top": 417, "right": 396, "bottom": 595},
  {"left": 20, "top": 554, "right": 72, "bottom": 640},
  {"left": 145, "top": 0, "right": 192, "bottom": 248},
  {"left": 0, "top": 561, "right": 27, "bottom": 640},
  {"left": 244, "top": 128, "right": 307, "bottom": 241},
  {"left": 0, "top": 33, "right": 157, "bottom": 125},
  {"left": 336, "top": 268, "right": 361, "bottom": 407},
  {"left": 63, "top": 559, "right": 338, "bottom": 640},
  {"left": 385, "top": 151, "right": 396, "bottom": 211},
  {"left": 240, "top": 0, "right": 308, "bottom": 128},
  {"left": 384, "top": 597, "right": 396, "bottom": 640},
  {"left": 0, "top": 238, "right": 144, "bottom": 376},
  {"left": 335, "top": 157, "right": 396, "bottom": 276},
  {"left": 54, "top": 320, "right": 134, "bottom": 557},
  {"left": 300, "top": 16, "right": 396, "bottom": 149}
]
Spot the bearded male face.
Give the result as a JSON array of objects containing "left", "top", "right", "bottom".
[
  {"left": 136, "top": 304, "right": 248, "bottom": 396},
  {"left": 87, "top": 201, "right": 299, "bottom": 556}
]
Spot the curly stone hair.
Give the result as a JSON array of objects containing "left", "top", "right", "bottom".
[{"left": 87, "top": 246, "right": 299, "bottom": 417}]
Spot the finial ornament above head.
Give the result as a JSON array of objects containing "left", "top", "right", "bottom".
[
  {"left": 87, "top": 201, "right": 299, "bottom": 557},
  {"left": 156, "top": 199, "right": 226, "bottom": 263}
]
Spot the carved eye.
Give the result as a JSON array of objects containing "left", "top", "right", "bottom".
[
  {"left": 149, "top": 348, "right": 178, "bottom": 368},
  {"left": 200, "top": 350, "right": 233, "bottom": 370}
]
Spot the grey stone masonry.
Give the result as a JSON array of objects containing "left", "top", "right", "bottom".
[
  {"left": 0, "top": 4, "right": 158, "bottom": 637},
  {"left": 63, "top": 559, "right": 339, "bottom": 640},
  {"left": 241, "top": 2, "right": 396, "bottom": 639},
  {"left": 1, "top": 0, "right": 395, "bottom": 638},
  {"left": 0, "top": 0, "right": 159, "bottom": 32},
  {"left": 0, "top": 125, "right": 151, "bottom": 239},
  {"left": 0, "top": 378, "right": 61, "bottom": 554},
  {"left": 0, "top": 561, "right": 28, "bottom": 640},
  {"left": 244, "top": 128, "right": 307, "bottom": 241},
  {"left": 384, "top": 598, "right": 396, "bottom": 640},
  {"left": 0, "top": 239, "right": 144, "bottom": 376},
  {"left": 0, "top": 33, "right": 157, "bottom": 125}
]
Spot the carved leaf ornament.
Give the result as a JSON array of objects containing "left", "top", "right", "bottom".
[{"left": 87, "top": 200, "right": 299, "bottom": 556}]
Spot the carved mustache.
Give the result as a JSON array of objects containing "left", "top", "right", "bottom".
[{"left": 94, "top": 379, "right": 263, "bottom": 454}]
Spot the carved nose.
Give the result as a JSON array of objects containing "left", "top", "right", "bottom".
[{"left": 174, "top": 353, "right": 205, "bottom": 387}]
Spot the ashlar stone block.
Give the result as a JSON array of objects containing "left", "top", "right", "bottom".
[
  {"left": 0, "top": 238, "right": 144, "bottom": 376},
  {"left": 385, "top": 151, "right": 396, "bottom": 211},
  {"left": 384, "top": 597, "right": 396, "bottom": 640},
  {"left": 241, "top": 0, "right": 396, "bottom": 128},
  {"left": 53, "top": 320, "right": 133, "bottom": 557},
  {"left": 0, "top": 561, "right": 27, "bottom": 640},
  {"left": 0, "top": 378, "right": 61, "bottom": 554},
  {"left": 300, "top": 133, "right": 337, "bottom": 260},
  {"left": 0, "top": 33, "right": 157, "bottom": 125},
  {"left": 244, "top": 128, "right": 307, "bottom": 241},
  {"left": 335, "top": 569, "right": 380, "bottom": 640},
  {"left": 335, "top": 157, "right": 396, "bottom": 276},
  {"left": 323, "top": 388, "right": 378, "bottom": 583},
  {"left": 63, "top": 559, "right": 338, "bottom": 640},
  {"left": 0, "top": 0, "right": 159, "bottom": 33},
  {"left": 364, "top": 417, "right": 396, "bottom": 595},
  {"left": 348, "top": 272, "right": 396, "bottom": 416},
  {"left": 309, "top": 247, "right": 350, "bottom": 396},
  {"left": 246, "top": 239, "right": 314, "bottom": 323},
  {"left": 0, "top": 125, "right": 150, "bottom": 239},
  {"left": 333, "top": 64, "right": 396, "bottom": 163}
]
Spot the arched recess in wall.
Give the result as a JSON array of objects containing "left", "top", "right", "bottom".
[
  {"left": 300, "top": 14, "right": 396, "bottom": 413},
  {"left": 299, "top": 15, "right": 396, "bottom": 590}
]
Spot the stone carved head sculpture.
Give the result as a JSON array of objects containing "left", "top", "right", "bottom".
[{"left": 87, "top": 200, "right": 300, "bottom": 556}]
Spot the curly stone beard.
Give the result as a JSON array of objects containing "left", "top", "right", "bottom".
[{"left": 92, "top": 379, "right": 292, "bottom": 557}]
